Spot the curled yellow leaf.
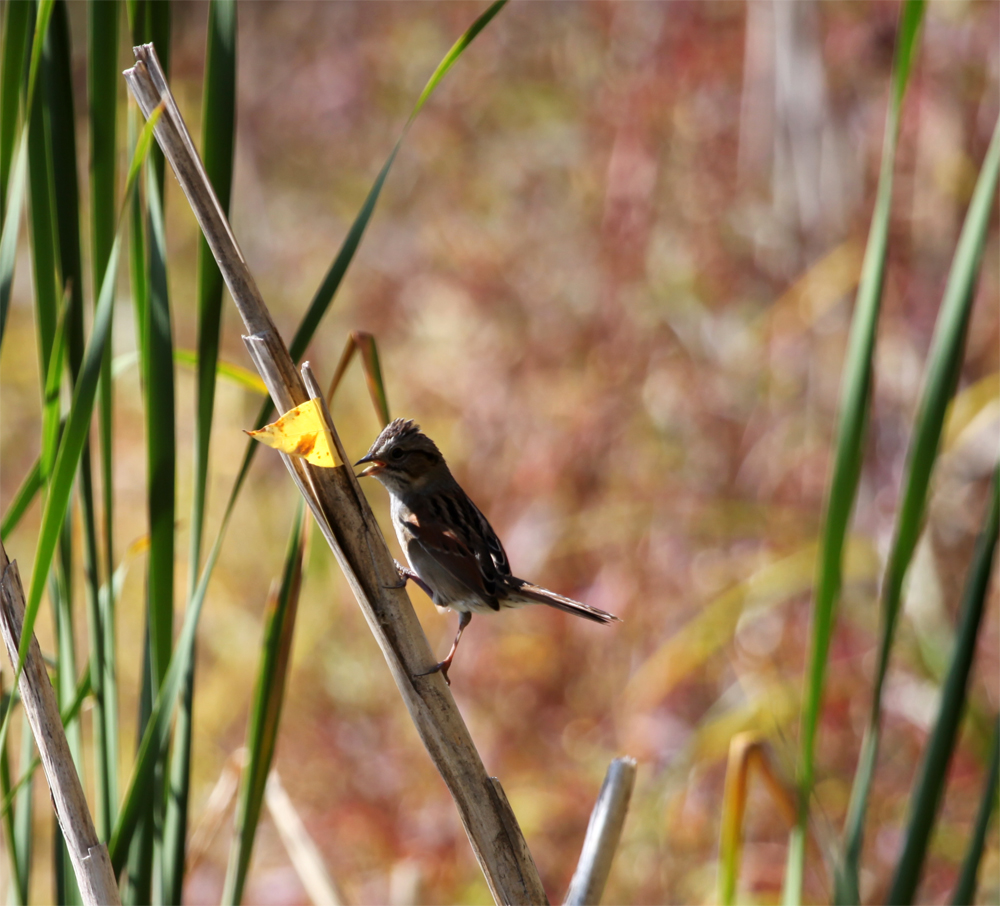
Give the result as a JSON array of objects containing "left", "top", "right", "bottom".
[{"left": 245, "top": 398, "right": 340, "bottom": 468}]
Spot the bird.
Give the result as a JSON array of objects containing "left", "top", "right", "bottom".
[{"left": 355, "top": 418, "right": 620, "bottom": 684}]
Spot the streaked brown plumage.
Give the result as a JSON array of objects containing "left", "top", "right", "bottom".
[{"left": 356, "top": 418, "right": 620, "bottom": 684}]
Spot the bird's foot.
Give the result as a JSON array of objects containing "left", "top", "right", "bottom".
[
  {"left": 390, "top": 560, "right": 435, "bottom": 598},
  {"left": 414, "top": 658, "right": 453, "bottom": 686},
  {"left": 380, "top": 560, "right": 408, "bottom": 590}
]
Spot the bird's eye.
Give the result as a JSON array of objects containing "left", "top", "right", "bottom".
[{"left": 390, "top": 447, "right": 405, "bottom": 461}]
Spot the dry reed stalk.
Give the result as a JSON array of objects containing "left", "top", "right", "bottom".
[
  {"left": 0, "top": 541, "right": 121, "bottom": 906},
  {"left": 123, "top": 44, "right": 547, "bottom": 906}
]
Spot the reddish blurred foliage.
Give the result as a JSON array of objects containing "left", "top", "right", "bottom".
[{"left": 0, "top": 1, "right": 997, "bottom": 904}]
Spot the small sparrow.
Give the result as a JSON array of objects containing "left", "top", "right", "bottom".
[{"left": 356, "top": 419, "right": 620, "bottom": 684}]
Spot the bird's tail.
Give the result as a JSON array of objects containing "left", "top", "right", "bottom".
[{"left": 507, "top": 579, "right": 621, "bottom": 624}]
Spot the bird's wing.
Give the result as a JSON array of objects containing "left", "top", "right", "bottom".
[
  {"left": 468, "top": 499, "right": 512, "bottom": 577},
  {"left": 402, "top": 511, "right": 502, "bottom": 610}
]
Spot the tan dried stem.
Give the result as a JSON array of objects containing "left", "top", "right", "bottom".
[
  {"left": 0, "top": 541, "right": 121, "bottom": 906},
  {"left": 123, "top": 44, "right": 547, "bottom": 906}
]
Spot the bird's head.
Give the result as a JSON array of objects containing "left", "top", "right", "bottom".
[{"left": 355, "top": 418, "right": 448, "bottom": 495}]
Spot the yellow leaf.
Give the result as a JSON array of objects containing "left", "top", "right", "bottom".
[{"left": 245, "top": 398, "right": 341, "bottom": 468}]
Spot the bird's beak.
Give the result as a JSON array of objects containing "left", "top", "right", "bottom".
[{"left": 354, "top": 453, "right": 385, "bottom": 477}]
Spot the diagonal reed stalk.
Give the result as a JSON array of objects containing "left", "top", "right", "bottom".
[{"left": 124, "top": 37, "right": 549, "bottom": 905}]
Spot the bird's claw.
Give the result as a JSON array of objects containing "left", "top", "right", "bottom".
[
  {"left": 414, "top": 660, "right": 452, "bottom": 686},
  {"left": 380, "top": 560, "right": 408, "bottom": 590}
]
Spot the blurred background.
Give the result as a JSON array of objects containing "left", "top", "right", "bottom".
[{"left": 1, "top": 1, "right": 997, "bottom": 903}]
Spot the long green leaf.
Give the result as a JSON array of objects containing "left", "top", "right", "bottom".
[
  {"left": 888, "top": 469, "right": 999, "bottom": 903},
  {"left": 12, "top": 714, "right": 34, "bottom": 904},
  {"left": 188, "top": 0, "right": 237, "bottom": 583},
  {"left": 0, "top": 102, "right": 161, "bottom": 756},
  {"left": 40, "top": 11, "right": 92, "bottom": 900},
  {"left": 122, "top": 114, "right": 154, "bottom": 906},
  {"left": 951, "top": 717, "right": 1000, "bottom": 906},
  {"left": 785, "top": 3, "right": 926, "bottom": 902},
  {"left": 109, "top": 506, "right": 225, "bottom": 876},
  {"left": 128, "top": 27, "right": 175, "bottom": 906},
  {"left": 0, "top": 131, "right": 29, "bottom": 349},
  {"left": 222, "top": 502, "right": 306, "bottom": 905},
  {"left": 0, "top": 0, "right": 31, "bottom": 216},
  {"left": 40, "top": 288, "right": 71, "bottom": 482},
  {"left": 163, "top": 2, "right": 237, "bottom": 899},
  {"left": 237, "top": 0, "right": 508, "bottom": 548},
  {"left": 89, "top": 0, "right": 122, "bottom": 841},
  {"left": 25, "top": 56, "right": 59, "bottom": 372},
  {"left": 138, "top": 155, "right": 175, "bottom": 701},
  {"left": 0, "top": 0, "right": 54, "bottom": 350},
  {"left": 123, "top": 13, "right": 170, "bottom": 902},
  {"left": 838, "top": 112, "right": 1000, "bottom": 903}
]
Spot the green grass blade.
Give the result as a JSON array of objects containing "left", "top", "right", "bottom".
[
  {"left": 127, "top": 101, "right": 177, "bottom": 906},
  {"left": 25, "top": 0, "right": 55, "bottom": 116},
  {"left": 287, "top": 0, "right": 507, "bottom": 366},
  {"left": 175, "top": 349, "right": 267, "bottom": 395},
  {"left": 42, "top": 7, "right": 113, "bottom": 879},
  {"left": 12, "top": 715, "right": 34, "bottom": 903},
  {"left": 188, "top": 0, "right": 507, "bottom": 635},
  {"left": 839, "top": 112, "right": 1000, "bottom": 902},
  {"left": 327, "top": 331, "right": 391, "bottom": 427},
  {"left": 0, "top": 0, "right": 31, "bottom": 216},
  {"left": 122, "top": 15, "right": 170, "bottom": 891},
  {"left": 188, "top": 0, "right": 236, "bottom": 582},
  {"left": 163, "top": 4, "right": 238, "bottom": 899},
  {"left": 109, "top": 506, "right": 227, "bottom": 875},
  {"left": 40, "top": 288, "right": 71, "bottom": 481},
  {"left": 26, "top": 75, "right": 60, "bottom": 371},
  {"left": 0, "top": 131, "right": 29, "bottom": 348},
  {"left": 222, "top": 502, "right": 306, "bottom": 905},
  {"left": 0, "top": 458, "right": 42, "bottom": 540},
  {"left": 787, "top": 3, "right": 926, "bottom": 902},
  {"left": 888, "top": 468, "right": 999, "bottom": 904},
  {"left": 0, "top": 102, "right": 159, "bottom": 754},
  {"left": 89, "top": 0, "right": 120, "bottom": 293},
  {"left": 951, "top": 716, "right": 1000, "bottom": 906},
  {"left": 37, "top": 13, "right": 91, "bottom": 899},
  {"left": 89, "top": 0, "right": 122, "bottom": 839},
  {"left": 44, "top": 0, "right": 84, "bottom": 378},
  {"left": 115, "top": 348, "right": 268, "bottom": 395},
  {"left": 237, "top": 0, "right": 508, "bottom": 518},
  {"left": 136, "top": 0, "right": 171, "bottom": 200},
  {"left": 123, "top": 103, "right": 153, "bottom": 906},
  {"left": 139, "top": 158, "right": 176, "bottom": 697}
]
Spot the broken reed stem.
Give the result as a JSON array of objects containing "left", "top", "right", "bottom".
[
  {"left": 563, "top": 757, "right": 637, "bottom": 906},
  {"left": 123, "top": 44, "right": 547, "bottom": 906},
  {"left": 0, "top": 542, "right": 121, "bottom": 906}
]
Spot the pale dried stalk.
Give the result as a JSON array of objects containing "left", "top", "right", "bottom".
[
  {"left": 563, "top": 757, "right": 637, "bottom": 906},
  {"left": 123, "top": 44, "right": 547, "bottom": 906},
  {"left": 266, "top": 771, "right": 345, "bottom": 906},
  {"left": 0, "top": 542, "right": 121, "bottom": 906}
]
